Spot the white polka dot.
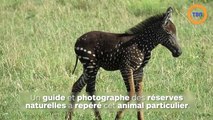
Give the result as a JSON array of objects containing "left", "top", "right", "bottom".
[
  {"left": 82, "top": 57, "right": 89, "bottom": 60},
  {"left": 87, "top": 51, "right": 92, "bottom": 54},
  {"left": 87, "top": 66, "right": 95, "bottom": 68}
]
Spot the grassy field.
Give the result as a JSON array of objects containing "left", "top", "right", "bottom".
[{"left": 0, "top": 0, "right": 212, "bottom": 120}]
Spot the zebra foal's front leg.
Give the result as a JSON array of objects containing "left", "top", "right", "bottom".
[
  {"left": 115, "top": 69, "right": 135, "bottom": 120},
  {"left": 134, "top": 68, "right": 144, "bottom": 120}
]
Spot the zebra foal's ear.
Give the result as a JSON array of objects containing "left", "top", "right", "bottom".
[{"left": 163, "top": 7, "right": 173, "bottom": 25}]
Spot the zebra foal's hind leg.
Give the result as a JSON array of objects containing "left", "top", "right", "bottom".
[
  {"left": 85, "top": 66, "right": 102, "bottom": 120},
  {"left": 66, "top": 71, "right": 87, "bottom": 120},
  {"left": 115, "top": 69, "right": 135, "bottom": 120}
]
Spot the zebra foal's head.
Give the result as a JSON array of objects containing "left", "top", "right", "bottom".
[{"left": 160, "top": 7, "right": 182, "bottom": 57}]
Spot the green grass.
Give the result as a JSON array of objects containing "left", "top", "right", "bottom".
[{"left": 0, "top": 0, "right": 212, "bottom": 120}]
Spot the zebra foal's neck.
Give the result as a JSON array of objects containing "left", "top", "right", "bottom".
[
  {"left": 121, "top": 33, "right": 158, "bottom": 54},
  {"left": 123, "top": 14, "right": 166, "bottom": 52}
]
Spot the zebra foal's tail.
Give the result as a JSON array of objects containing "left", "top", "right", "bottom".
[{"left": 72, "top": 55, "right": 78, "bottom": 74}]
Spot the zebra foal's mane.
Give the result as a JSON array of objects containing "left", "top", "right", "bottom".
[{"left": 125, "top": 13, "right": 165, "bottom": 35}]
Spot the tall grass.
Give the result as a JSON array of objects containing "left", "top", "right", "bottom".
[{"left": 0, "top": 0, "right": 212, "bottom": 120}]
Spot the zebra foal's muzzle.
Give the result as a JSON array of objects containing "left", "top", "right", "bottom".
[
  {"left": 164, "top": 35, "right": 182, "bottom": 58},
  {"left": 172, "top": 47, "right": 182, "bottom": 57},
  {"left": 166, "top": 41, "right": 182, "bottom": 58},
  {"left": 162, "top": 40, "right": 182, "bottom": 58}
]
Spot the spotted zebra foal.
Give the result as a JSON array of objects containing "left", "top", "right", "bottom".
[{"left": 66, "top": 7, "right": 182, "bottom": 120}]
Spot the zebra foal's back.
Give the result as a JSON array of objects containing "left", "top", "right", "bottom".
[{"left": 74, "top": 31, "right": 139, "bottom": 71}]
